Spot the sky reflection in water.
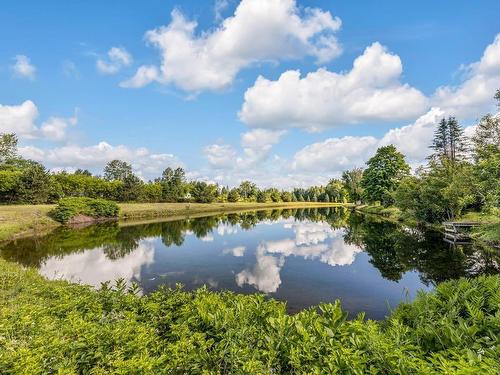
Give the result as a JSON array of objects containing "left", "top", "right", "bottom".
[{"left": 2, "top": 208, "right": 498, "bottom": 319}]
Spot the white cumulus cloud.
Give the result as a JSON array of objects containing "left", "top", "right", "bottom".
[
  {"left": 96, "top": 47, "right": 133, "bottom": 75},
  {"left": 19, "top": 141, "right": 183, "bottom": 179},
  {"left": 291, "top": 107, "right": 467, "bottom": 174},
  {"left": 433, "top": 34, "right": 500, "bottom": 118},
  {"left": 239, "top": 42, "right": 428, "bottom": 131},
  {"left": 0, "top": 100, "right": 77, "bottom": 141},
  {"left": 11, "top": 55, "right": 36, "bottom": 79},
  {"left": 205, "top": 128, "right": 286, "bottom": 170},
  {"left": 122, "top": 0, "right": 342, "bottom": 92}
]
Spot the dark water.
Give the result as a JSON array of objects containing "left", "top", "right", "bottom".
[{"left": 2, "top": 208, "right": 498, "bottom": 319}]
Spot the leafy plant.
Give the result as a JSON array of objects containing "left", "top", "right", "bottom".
[
  {"left": 50, "top": 197, "right": 120, "bottom": 223},
  {"left": 0, "top": 258, "right": 498, "bottom": 374}
]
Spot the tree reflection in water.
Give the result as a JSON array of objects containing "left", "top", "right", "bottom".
[{"left": 1, "top": 207, "right": 498, "bottom": 291}]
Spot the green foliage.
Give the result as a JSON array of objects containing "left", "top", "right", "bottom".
[
  {"left": 190, "top": 181, "right": 218, "bottom": 203},
  {"left": 326, "top": 179, "right": 349, "bottom": 203},
  {"left": 342, "top": 168, "right": 364, "bottom": 203},
  {"left": 158, "top": 167, "right": 187, "bottom": 202},
  {"left": 256, "top": 190, "right": 271, "bottom": 203},
  {"left": 227, "top": 188, "right": 240, "bottom": 202},
  {"left": 395, "top": 161, "right": 476, "bottom": 222},
  {"left": 238, "top": 180, "right": 258, "bottom": 202},
  {"left": 430, "top": 117, "right": 468, "bottom": 163},
  {"left": 15, "top": 160, "right": 52, "bottom": 204},
  {"left": 471, "top": 114, "right": 500, "bottom": 210},
  {"left": 139, "top": 182, "right": 163, "bottom": 202},
  {"left": 50, "top": 197, "right": 120, "bottom": 223},
  {"left": 0, "top": 133, "right": 18, "bottom": 163},
  {"left": 103, "top": 159, "right": 133, "bottom": 181},
  {"left": 0, "top": 258, "right": 498, "bottom": 374},
  {"left": 361, "top": 145, "right": 410, "bottom": 206},
  {"left": 281, "top": 191, "right": 293, "bottom": 202},
  {"left": 0, "top": 170, "right": 21, "bottom": 202}
]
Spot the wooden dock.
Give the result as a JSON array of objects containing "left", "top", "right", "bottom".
[{"left": 443, "top": 221, "right": 480, "bottom": 243}]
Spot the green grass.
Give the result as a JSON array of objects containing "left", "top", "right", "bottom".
[
  {"left": 0, "top": 258, "right": 498, "bottom": 374},
  {"left": 0, "top": 205, "right": 57, "bottom": 242},
  {"left": 355, "top": 204, "right": 404, "bottom": 222},
  {"left": 461, "top": 211, "right": 500, "bottom": 245},
  {"left": 0, "top": 201, "right": 350, "bottom": 242}
]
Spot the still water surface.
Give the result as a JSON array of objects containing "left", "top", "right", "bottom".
[{"left": 2, "top": 208, "right": 498, "bottom": 319}]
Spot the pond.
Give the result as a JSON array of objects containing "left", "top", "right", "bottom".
[{"left": 2, "top": 207, "right": 499, "bottom": 319}]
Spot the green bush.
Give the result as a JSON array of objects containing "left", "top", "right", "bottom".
[
  {"left": 50, "top": 197, "right": 120, "bottom": 223},
  {"left": 0, "top": 258, "right": 498, "bottom": 374}
]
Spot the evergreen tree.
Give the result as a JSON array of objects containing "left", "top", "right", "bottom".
[
  {"left": 494, "top": 88, "right": 500, "bottom": 106},
  {"left": 430, "top": 118, "right": 449, "bottom": 160},
  {"left": 447, "top": 117, "right": 467, "bottom": 162},
  {"left": 429, "top": 117, "right": 467, "bottom": 163}
]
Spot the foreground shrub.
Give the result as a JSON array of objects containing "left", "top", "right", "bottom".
[
  {"left": 50, "top": 197, "right": 120, "bottom": 223},
  {"left": 0, "top": 258, "right": 498, "bottom": 374}
]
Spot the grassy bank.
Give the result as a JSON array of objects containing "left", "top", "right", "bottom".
[
  {"left": 355, "top": 204, "right": 405, "bottom": 222},
  {"left": 0, "top": 205, "right": 57, "bottom": 243},
  {"left": 460, "top": 211, "right": 500, "bottom": 245},
  {"left": 0, "top": 258, "right": 498, "bottom": 373},
  {"left": 0, "top": 202, "right": 350, "bottom": 242},
  {"left": 356, "top": 205, "right": 500, "bottom": 244}
]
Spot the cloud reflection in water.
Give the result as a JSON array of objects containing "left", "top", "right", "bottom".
[
  {"left": 40, "top": 241, "right": 155, "bottom": 288},
  {"left": 235, "top": 221, "right": 362, "bottom": 293}
]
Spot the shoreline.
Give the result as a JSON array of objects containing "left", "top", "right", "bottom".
[
  {"left": 356, "top": 204, "right": 500, "bottom": 246},
  {"left": 0, "top": 201, "right": 353, "bottom": 243}
]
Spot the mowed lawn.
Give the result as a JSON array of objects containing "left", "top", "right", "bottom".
[{"left": 0, "top": 204, "right": 57, "bottom": 242}]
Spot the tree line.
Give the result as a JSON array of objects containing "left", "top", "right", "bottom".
[
  {"left": 0, "top": 140, "right": 351, "bottom": 205},
  {"left": 1, "top": 89, "right": 498, "bottom": 221}
]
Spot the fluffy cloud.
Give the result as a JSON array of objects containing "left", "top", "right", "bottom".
[
  {"left": 292, "top": 135, "right": 378, "bottom": 173},
  {"left": 122, "top": 0, "right": 342, "bottom": 91},
  {"left": 240, "top": 34, "right": 500, "bottom": 131},
  {"left": 0, "top": 100, "right": 38, "bottom": 137},
  {"left": 120, "top": 65, "right": 159, "bottom": 88},
  {"left": 292, "top": 107, "right": 451, "bottom": 173},
  {"left": 240, "top": 42, "right": 428, "bottom": 131},
  {"left": 19, "top": 141, "right": 183, "bottom": 179},
  {"left": 11, "top": 55, "right": 36, "bottom": 79},
  {"left": 205, "top": 128, "right": 286, "bottom": 170},
  {"left": 433, "top": 34, "right": 500, "bottom": 117},
  {"left": 267, "top": 223, "right": 362, "bottom": 266},
  {"left": 236, "top": 247, "right": 284, "bottom": 293},
  {"left": 378, "top": 107, "right": 445, "bottom": 162},
  {"left": 0, "top": 100, "right": 76, "bottom": 141},
  {"left": 223, "top": 246, "right": 246, "bottom": 257},
  {"left": 40, "top": 242, "right": 155, "bottom": 288},
  {"left": 96, "top": 47, "right": 133, "bottom": 74},
  {"left": 40, "top": 115, "right": 78, "bottom": 141},
  {"left": 235, "top": 222, "right": 362, "bottom": 293},
  {"left": 205, "top": 143, "right": 238, "bottom": 169}
]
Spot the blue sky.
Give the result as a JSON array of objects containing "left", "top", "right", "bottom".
[{"left": 1, "top": 0, "right": 499, "bottom": 187}]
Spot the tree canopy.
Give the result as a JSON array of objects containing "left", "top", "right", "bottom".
[{"left": 361, "top": 145, "right": 410, "bottom": 206}]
